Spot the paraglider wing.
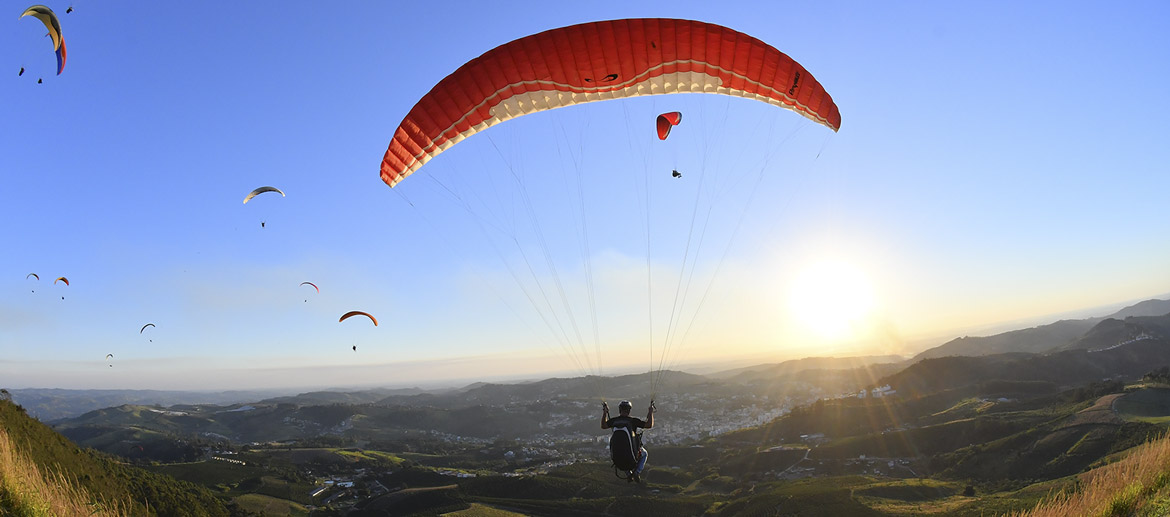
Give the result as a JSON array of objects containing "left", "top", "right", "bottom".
[
  {"left": 242, "top": 186, "right": 285, "bottom": 204},
  {"left": 140, "top": 323, "right": 155, "bottom": 334},
  {"left": 300, "top": 282, "right": 319, "bottom": 293},
  {"left": 381, "top": 18, "right": 841, "bottom": 187},
  {"left": 105, "top": 353, "right": 113, "bottom": 360},
  {"left": 26, "top": 273, "right": 38, "bottom": 280},
  {"left": 20, "top": 5, "right": 65, "bottom": 75},
  {"left": 339, "top": 311, "right": 378, "bottom": 326},
  {"left": 656, "top": 112, "right": 682, "bottom": 140},
  {"left": 55, "top": 39, "right": 66, "bottom": 76},
  {"left": 54, "top": 276, "right": 68, "bottom": 286}
]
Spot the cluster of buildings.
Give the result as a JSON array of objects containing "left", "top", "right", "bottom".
[
  {"left": 211, "top": 455, "right": 246, "bottom": 466},
  {"left": 425, "top": 428, "right": 493, "bottom": 445},
  {"left": 633, "top": 393, "right": 794, "bottom": 444},
  {"left": 857, "top": 384, "right": 897, "bottom": 399},
  {"left": 308, "top": 471, "right": 394, "bottom": 510},
  {"left": 437, "top": 469, "right": 477, "bottom": 478}
]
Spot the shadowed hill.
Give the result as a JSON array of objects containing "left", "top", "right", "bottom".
[
  {"left": 1108, "top": 299, "right": 1170, "bottom": 320},
  {"left": 1058, "top": 313, "right": 1170, "bottom": 352},
  {"left": 913, "top": 298, "right": 1170, "bottom": 360},
  {"left": 378, "top": 370, "right": 713, "bottom": 408},
  {"left": 889, "top": 338, "right": 1170, "bottom": 398},
  {"left": 260, "top": 387, "right": 429, "bottom": 406},
  {"left": 913, "top": 320, "right": 1100, "bottom": 361}
]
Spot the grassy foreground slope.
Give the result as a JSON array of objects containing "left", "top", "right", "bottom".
[
  {"left": 0, "top": 426, "right": 129, "bottom": 516},
  {"left": 0, "top": 398, "right": 238, "bottom": 516},
  {"left": 1016, "top": 431, "right": 1170, "bottom": 516}
]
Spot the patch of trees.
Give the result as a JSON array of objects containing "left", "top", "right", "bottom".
[{"left": 1143, "top": 366, "right": 1170, "bottom": 385}]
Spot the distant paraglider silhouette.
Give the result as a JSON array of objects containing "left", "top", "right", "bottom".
[
  {"left": 141, "top": 323, "right": 155, "bottom": 342},
  {"left": 55, "top": 276, "right": 67, "bottom": 299},
  {"left": 245, "top": 186, "right": 283, "bottom": 228},
  {"left": 300, "top": 282, "right": 318, "bottom": 302},
  {"left": 341, "top": 311, "right": 376, "bottom": 353}
]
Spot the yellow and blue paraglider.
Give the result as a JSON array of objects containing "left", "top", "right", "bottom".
[{"left": 20, "top": 5, "right": 66, "bottom": 75}]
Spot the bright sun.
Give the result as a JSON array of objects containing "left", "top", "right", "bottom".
[{"left": 787, "top": 260, "right": 876, "bottom": 343}]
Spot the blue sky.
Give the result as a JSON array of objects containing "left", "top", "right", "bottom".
[{"left": 2, "top": 1, "right": 1168, "bottom": 390}]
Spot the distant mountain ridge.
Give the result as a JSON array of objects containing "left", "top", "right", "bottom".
[
  {"left": 1059, "top": 313, "right": 1170, "bottom": 352},
  {"left": 7, "top": 387, "right": 295, "bottom": 422},
  {"left": 886, "top": 336, "right": 1170, "bottom": 398},
  {"left": 913, "top": 298, "right": 1170, "bottom": 360},
  {"left": 708, "top": 355, "right": 904, "bottom": 381},
  {"left": 260, "top": 386, "right": 429, "bottom": 406}
]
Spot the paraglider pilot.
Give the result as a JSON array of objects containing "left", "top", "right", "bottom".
[{"left": 602, "top": 399, "right": 655, "bottom": 482}]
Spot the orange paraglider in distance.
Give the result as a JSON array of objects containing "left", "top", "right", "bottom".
[
  {"left": 656, "top": 112, "right": 682, "bottom": 140},
  {"left": 339, "top": 311, "right": 377, "bottom": 326}
]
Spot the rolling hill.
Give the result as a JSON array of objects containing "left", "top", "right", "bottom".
[
  {"left": 1058, "top": 313, "right": 1170, "bottom": 352},
  {"left": 913, "top": 298, "right": 1170, "bottom": 360},
  {"left": 708, "top": 355, "right": 905, "bottom": 381}
]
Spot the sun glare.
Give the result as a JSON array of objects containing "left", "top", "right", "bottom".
[{"left": 787, "top": 260, "right": 876, "bottom": 343}]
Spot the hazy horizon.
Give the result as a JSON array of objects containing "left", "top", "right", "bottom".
[{"left": 4, "top": 291, "right": 1165, "bottom": 392}]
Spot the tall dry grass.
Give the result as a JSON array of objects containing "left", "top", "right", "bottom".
[
  {"left": 1015, "top": 431, "right": 1170, "bottom": 517},
  {"left": 0, "top": 428, "right": 128, "bottom": 517}
]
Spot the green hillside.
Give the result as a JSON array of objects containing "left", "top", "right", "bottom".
[{"left": 0, "top": 399, "right": 241, "bottom": 516}]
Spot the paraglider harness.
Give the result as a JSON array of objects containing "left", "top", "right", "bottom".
[
  {"left": 609, "top": 422, "right": 644, "bottom": 481},
  {"left": 607, "top": 400, "right": 653, "bottom": 481}
]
